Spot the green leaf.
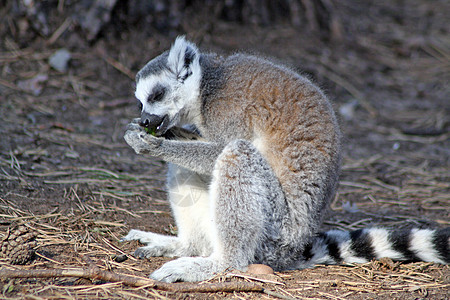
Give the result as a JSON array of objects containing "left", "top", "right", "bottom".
[{"left": 144, "top": 126, "right": 157, "bottom": 136}]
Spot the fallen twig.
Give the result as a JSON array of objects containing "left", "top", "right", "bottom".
[
  {"left": 0, "top": 266, "right": 264, "bottom": 293},
  {"left": 101, "top": 54, "right": 135, "bottom": 80},
  {"left": 47, "top": 18, "right": 72, "bottom": 45}
]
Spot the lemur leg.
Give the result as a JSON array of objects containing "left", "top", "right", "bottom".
[
  {"left": 121, "top": 165, "right": 212, "bottom": 258},
  {"left": 121, "top": 167, "right": 213, "bottom": 271},
  {"left": 166, "top": 163, "right": 213, "bottom": 257},
  {"left": 151, "top": 140, "right": 285, "bottom": 282}
]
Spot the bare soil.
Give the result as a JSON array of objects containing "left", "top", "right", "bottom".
[{"left": 0, "top": 0, "right": 449, "bottom": 299}]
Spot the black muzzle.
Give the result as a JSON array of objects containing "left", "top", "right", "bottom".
[{"left": 139, "top": 112, "right": 169, "bottom": 135}]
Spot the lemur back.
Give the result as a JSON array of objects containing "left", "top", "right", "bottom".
[{"left": 122, "top": 37, "right": 449, "bottom": 282}]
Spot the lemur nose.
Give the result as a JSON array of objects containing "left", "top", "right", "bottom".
[{"left": 139, "top": 112, "right": 163, "bottom": 128}]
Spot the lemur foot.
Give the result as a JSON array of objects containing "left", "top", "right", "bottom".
[
  {"left": 150, "top": 256, "right": 221, "bottom": 282},
  {"left": 121, "top": 229, "right": 179, "bottom": 258},
  {"left": 120, "top": 229, "right": 155, "bottom": 243}
]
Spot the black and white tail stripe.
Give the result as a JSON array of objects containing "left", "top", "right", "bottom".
[{"left": 297, "top": 227, "right": 449, "bottom": 269}]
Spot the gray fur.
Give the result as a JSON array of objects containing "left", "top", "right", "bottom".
[
  {"left": 122, "top": 37, "right": 449, "bottom": 282},
  {"left": 135, "top": 51, "right": 169, "bottom": 82}
]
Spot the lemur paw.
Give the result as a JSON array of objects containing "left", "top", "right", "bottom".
[
  {"left": 124, "top": 126, "right": 163, "bottom": 155},
  {"left": 126, "top": 119, "right": 143, "bottom": 131},
  {"left": 150, "top": 257, "right": 220, "bottom": 282},
  {"left": 120, "top": 229, "right": 153, "bottom": 243}
]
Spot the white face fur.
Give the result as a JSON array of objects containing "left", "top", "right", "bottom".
[{"left": 135, "top": 37, "right": 202, "bottom": 131}]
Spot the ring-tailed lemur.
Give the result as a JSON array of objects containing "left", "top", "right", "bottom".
[{"left": 122, "top": 36, "right": 449, "bottom": 282}]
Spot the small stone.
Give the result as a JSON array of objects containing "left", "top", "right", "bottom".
[
  {"left": 49, "top": 49, "right": 71, "bottom": 72},
  {"left": 113, "top": 254, "right": 128, "bottom": 263},
  {"left": 342, "top": 201, "right": 359, "bottom": 213},
  {"left": 246, "top": 264, "right": 274, "bottom": 275}
]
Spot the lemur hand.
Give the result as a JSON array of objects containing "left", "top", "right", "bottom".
[{"left": 124, "top": 120, "right": 163, "bottom": 156}]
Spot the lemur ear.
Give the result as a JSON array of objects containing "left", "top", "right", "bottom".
[{"left": 167, "top": 36, "right": 199, "bottom": 82}]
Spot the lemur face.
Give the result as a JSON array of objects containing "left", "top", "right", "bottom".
[{"left": 134, "top": 37, "right": 201, "bottom": 136}]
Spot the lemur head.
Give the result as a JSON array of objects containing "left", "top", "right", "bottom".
[{"left": 135, "top": 36, "right": 201, "bottom": 136}]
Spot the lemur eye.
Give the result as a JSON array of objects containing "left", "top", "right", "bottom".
[
  {"left": 147, "top": 86, "right": 166, "bottom": 103},
  {"left": 153, "top": 90, "right": 164, "bottom": 101},
  {"left": 137, "top": 101, "right": 143, "bottom": 110}
]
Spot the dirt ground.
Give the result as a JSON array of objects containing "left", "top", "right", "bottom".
[{"left": 0, "top": 0, "right": 449, "bottom": 299}]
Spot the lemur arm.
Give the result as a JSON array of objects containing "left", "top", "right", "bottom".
[
  {"left": 159, "top": 139, "right": 222, "bottom": 175},
  {"left": 124, "top": 124, "right": 223, "bottom": 175}
]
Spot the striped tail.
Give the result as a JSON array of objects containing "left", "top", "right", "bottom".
[{"left": 297, "top": 227, "right": 449, "bottom": 269}]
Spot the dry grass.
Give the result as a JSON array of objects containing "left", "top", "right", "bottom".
[
  {"left": 1, "top": 0, "right": 449, "bottom": 298},
  {"left": 0, "top": 140, "right": 448, "bottom": 299}
]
